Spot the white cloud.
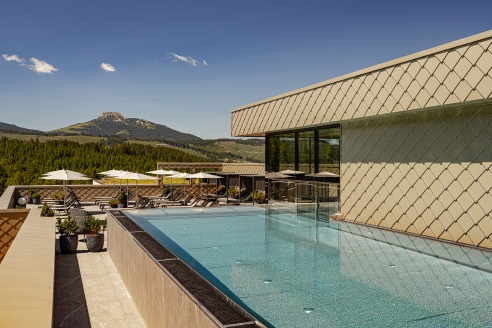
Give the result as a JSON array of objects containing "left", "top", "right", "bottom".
[
  {"left": 167, "top": 53, "right": 207, "bottom": 67},
  {"left": 28, "top": 57, "right": 58, "bottom": 74},
  {"left": 202, "top": 60, "right": 208, "bottom": 66},
  {"left": 101, "top": 63, "right": 116, "bottom": 72},
  {"left": 2, "top": 54, "right": 25, "bottom": 63}
]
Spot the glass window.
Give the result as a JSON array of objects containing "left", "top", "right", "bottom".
[
  {"left": 266, "top": 133, "right": 295, "bottom": 172},
  {"left": 298, "top": 130, "right": 315, "bottom": 174},
  {"left": 266, "top": 126, "right": 340, "bottom": 174},
  {"left": 318, "top": 127, "right": 340, "bottom": 174}
]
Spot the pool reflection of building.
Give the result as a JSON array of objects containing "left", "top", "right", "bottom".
[
  {"left": 220, "top": 208, "right": 492, "bottom": 326},
  {"left": 231, "top": 30, "right": 492, "bottom": 250}
]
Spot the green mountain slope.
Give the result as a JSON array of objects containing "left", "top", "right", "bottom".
[
  {"left": 0, "top": 122, "right": 45, "bottom": 135},
  {"left": 51, "top": 112, "right": 200, "bottom": 141}
]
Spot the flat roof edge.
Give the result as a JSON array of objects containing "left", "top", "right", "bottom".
[{"left": 231, "top": 29, "right": 492, "bottom": 113}]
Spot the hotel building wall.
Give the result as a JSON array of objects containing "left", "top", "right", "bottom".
[
  {"left": 231, "top": 31, "right": 492, "bottom": 137},
  {"left": 231, "top": 30, "right": 492, "bottom": 249},
  {"left": 341, "top": 103, "right": 492, "bottom": 248}
]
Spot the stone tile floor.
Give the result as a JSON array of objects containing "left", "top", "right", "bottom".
[{"left": 51, "top": 203, "right": 146, "bottom": 328}]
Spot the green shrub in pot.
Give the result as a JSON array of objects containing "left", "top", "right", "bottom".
[
  {"left": 84, "top": 216, "right": 107, "bottom": 252},
  {"left": 40, "top": 203, "right": 55, "bottom": 217},
  {"left": 108, "top": 199, "right": 119, "bottom": 208},
  {"left": 31, "top": 191, "right": 41, "bottom": 204},
  {"left": 26, "top": 188, "right": 37, "bottom": 204},
  {"left": 227, "top": 187, "right": 239, "bottom": 197},
  {"left": 117, "top": 192, "right": 127, "bottom": 208},
  {"left": 51, "top": 191, "right": 64, "bottom": 204},
  {"left": 58, "top": 216, "right": 79, "bottom": 254}
]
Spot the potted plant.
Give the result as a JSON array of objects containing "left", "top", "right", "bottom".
[
  {"left": 31, "top": 191, "right": 41, "bottom": 204},
  {"left": 108, "top": 199, "right": 119, "bottom": 208},
  {"left": 117, "top": 192, "right": 127, "bottom": 208},
  {"left": 40, "top": 202, "right": 55, "bottom": 217},
  {"left": 84, "top": 216, "right": 107, "bottom": 252},
  {"left": 26, "top": 188, "right": 37, "bottom": 204},
  {"left": 252, "top": 190, "right": 266, "bottom": 204},
  {"left": 51, "top": 191, "right": 64, "bottom": 205},
  {"left": 227, "top": 187, "right": 239, "bottom": 198},
  {"left": 58, "top": 216, "right": 79, "bottom": 254}
]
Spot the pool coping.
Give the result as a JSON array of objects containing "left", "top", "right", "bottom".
[{"left": 107, "top": 209, "right": 264, "bottom": 328}]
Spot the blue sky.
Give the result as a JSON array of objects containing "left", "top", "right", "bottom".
[{"left": 1, "top": 0, "right": 491, "bottom": 139}]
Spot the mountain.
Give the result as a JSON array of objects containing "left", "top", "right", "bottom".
[
  {"left": 51, "top": 112, "right": 201, "bottom": 141},
  {"left": 0, "top": 122, "right": 45, "bottom": 135}
]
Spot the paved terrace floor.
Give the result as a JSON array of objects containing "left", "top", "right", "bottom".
[{"left": 26, "top": 202, "right": 147, "bottom": 328}]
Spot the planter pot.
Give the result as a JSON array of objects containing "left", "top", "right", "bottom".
[
  {"left": 59, "top": 235, "right": 78, "bottom": 254},
  {"left": 254, "top": 199, "right": 266, "bottom": 205},
  {"left": 32, "top": 197, "right": 40, "bottom": 205},
  {"left": 117, "top": 203, "right": 126, "bottom": 208},
  {"left": 110, "top": 204, "right": 118, "bottom": 208},
  {"left": 25, "top": 196, "right": 32, "bottom": 204},
  {"left": 86, "top": 234, "right": 104, "bottom": 252}
]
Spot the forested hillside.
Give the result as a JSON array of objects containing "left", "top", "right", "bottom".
[{"left": 0, "top": 138, "right": 207, "bottom": 193}]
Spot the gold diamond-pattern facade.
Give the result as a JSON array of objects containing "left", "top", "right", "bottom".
[
  {"left": 0, "top": 210, "right": 28, "bottom": 263},
  {"left": 341, "top": 103, "right": 492, "bottom": 249},
  {"left": 231, "top": 34, "right": 492, "bottom": 137}
]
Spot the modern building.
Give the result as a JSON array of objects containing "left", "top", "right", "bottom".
[{"left": 231, "top": 30, "right": 492, "bottom": 250}]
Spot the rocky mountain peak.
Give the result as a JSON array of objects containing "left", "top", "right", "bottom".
[{"left": 98, "top": 112, "right": 127, "bottom": 121}]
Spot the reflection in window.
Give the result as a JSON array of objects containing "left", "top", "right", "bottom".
[
  {"left": 266, "top": 133, "right": 295, "bottom": 172},
  {"left": 298, "top": 131, "right": 315, "bottom": 174},
  {"left": 318, "top": 127, "right": 340, "bottom": 174},
  {"left": 266, "top": 126, "right": 340, "bottom": 174}
]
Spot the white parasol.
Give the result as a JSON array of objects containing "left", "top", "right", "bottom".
[
  {"left": 110, "top": 171, "right": 158, "bottom": 197},
  {"left": 41, "top": 169, "right": 91, "bottom": 207}
]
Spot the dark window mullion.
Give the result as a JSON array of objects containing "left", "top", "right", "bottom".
[
  {"left": 314, "top": 130, "right": 319, "bottom": 173},
  {"left": 295, "top": 133, "right": 299, "bottom": 171}
]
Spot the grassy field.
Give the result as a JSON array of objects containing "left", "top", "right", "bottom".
[
  {"left": 156, "top": 143, "right": 209, "bottom": 158},
  {"left": 190, "top": 141, "right": 264, "bottom": 162}
]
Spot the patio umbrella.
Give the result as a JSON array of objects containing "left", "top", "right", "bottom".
[
  {"left": 110, "top": 171, "right": 158, "bottom": 197},
  {"left": 98, "top": 169, "right": 126, "bottom": 193},
  {"left": 186, "top": 172, "right": 223, "bottom": 197},
  {"left": 305, "top": 171, "right": 340, "bottom": 177},
  {"left": 146, "top": 169, "right": 181, "bottom": 175},
  {"left": 265, "top": 172, "right": 291, "bottom": 179},
  {"left": 305, "top": 171, "right": 340, "bottom": 184},
  {"left": 278, "top": 170, "right": 305, "bottom": 175},
  {"left": 42, "top": 169, "right": 87, "bottom": 177},
  {"left": 169, "top": 172, "right": 190, "bottom": 178},
  {"left": 147, "top": 169, "right": 182, "bottom": 192},
  {"left": 40, "top": 169, "right": 91, "bottom": 208},
  {"left": 98, "top": 169, "right": 125, "bottom": 176}
]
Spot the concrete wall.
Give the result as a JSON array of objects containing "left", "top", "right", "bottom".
[
  {"left": 340, "top": 102, "right": 492, "bottom": 249},
  {"left": 0, "top": 208, "right": 54, "bottom": 327},
  {"left": 107, "top": 215, "right": 220, "bottom": 328},
  {"left": 0, "top": 210, "right": 29, "bottom": 263}
]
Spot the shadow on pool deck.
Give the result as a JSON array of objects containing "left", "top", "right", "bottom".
[{"left": 53, "top": 247, "right": 92, "bottom": 328}]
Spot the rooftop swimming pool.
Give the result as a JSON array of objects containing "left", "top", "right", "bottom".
[{"left": 125, "top": 206, "right": 492, "bottom": 327}]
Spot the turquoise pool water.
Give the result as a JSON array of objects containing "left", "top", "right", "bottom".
[{"left": 125, "top": 206, "right": 492, "bottom": 327}]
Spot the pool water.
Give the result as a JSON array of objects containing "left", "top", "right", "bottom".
[{"left": 125, "top": 206, "right": 492, "bottom": 327}]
